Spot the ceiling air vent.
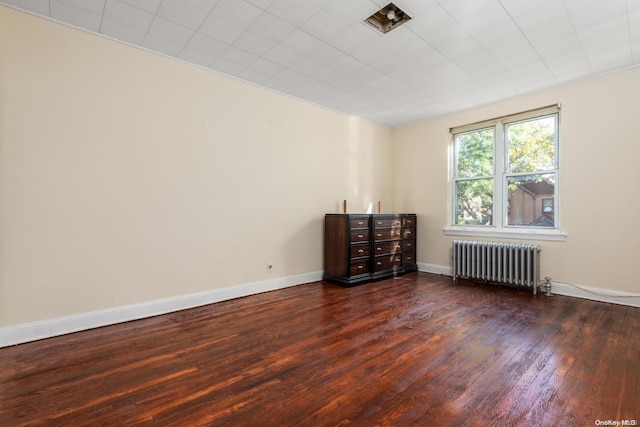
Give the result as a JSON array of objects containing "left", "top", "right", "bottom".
[{"left": 364, "top": 3, "right": 412, "bottom": 34}]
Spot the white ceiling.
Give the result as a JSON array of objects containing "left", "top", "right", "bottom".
[{"left": 3, "top": 0, "right": 640, "bottom": 128}]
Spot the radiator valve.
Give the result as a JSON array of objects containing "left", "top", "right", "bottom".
[{"left": 541, "top": 277, "right": 552, "bottom": 297}]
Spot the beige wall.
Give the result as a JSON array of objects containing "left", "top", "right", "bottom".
[
  {"left": 393, "top": 65, "right": 640, "bottom": 294},
  {"left": 0, "top": 7, "right": 392, "bottom": 326}
]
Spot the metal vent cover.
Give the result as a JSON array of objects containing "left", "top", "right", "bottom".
[{"left": 364, "top": 3, "right": 412, "bottom": 34}]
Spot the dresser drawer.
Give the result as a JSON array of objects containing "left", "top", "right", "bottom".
[
  {"left": 402, "top": 228, "right": 415, "bottom": 239},
  {"left": 373, "top": 228, "right": 401, "bottom": 241},
  {"left": 373, "top": 218, "right": 402, "bottom": 228},
  {"left": 373, "top": 255, "right": 402, "bottom": 272},
  {"left": 402, "top": 253, "right": 415, "bottom": 265},
  {"left": 350, "top": 218, "right": 369, "bottom": 229},
  {"left": 350, "top": 260, "right": 370, "bottom": 276},
  {"left": 350, "top": 244, "right": 370, "bottom": 258},
  {"left": 402, "top": 239, "right": 416, "bottom": 252},
  {"left": 373, "top": 241, "right": 402, "bottom": 256},
  {"left": 402, "top": 217, "right": 416, "bottom": 227},
  {"left": 350, "top": 230, "right": 369, "bottom": 242}
]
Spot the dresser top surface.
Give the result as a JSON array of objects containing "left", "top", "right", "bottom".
[{"left": 325, "top": 213, "right": 416, "bottom": 217}]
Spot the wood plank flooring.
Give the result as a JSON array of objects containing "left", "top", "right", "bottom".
[{"left": 0, "top": 272, "right": 638, "bottom": 426}]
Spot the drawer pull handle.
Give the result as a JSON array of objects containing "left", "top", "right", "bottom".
[
  {"left": 358, "top": 221, "right": 363, "bottom": 225},
  {"left": 377, "top": 221, "right": 382, "bottom": 225},
  {"left": 377, "top": 262, "right": 382, "bottom": 266},
  {"left": 358, "top": 249, "right": 364, "bottom": 253},
  {"left": 377, "top": 247, "right": 382, "bottom": 251},
  {"left": 407, "top": 243, "right": 412, "bottom": 247},
  {"left": 377, "top": 233, "right": 382, "bottom": 237},
  {"left": 406, "top": 231, "right": 412, "bottom": 235},
  {"left": 358, "top": 265, "right": 364, "bottom": 269},
  {"left": 358, "top": 234, "right": 363, "bottom": 238}
]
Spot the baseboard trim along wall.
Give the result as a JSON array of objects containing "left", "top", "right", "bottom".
[
  {"left": 0, "top": 271, "right": 323, "bottom": 349},
  {"left": 3, "top": 266, "right": 640, "bottom": 348},
  {"left": 417, "top": 262, "right": 640, "bottom": 308},
  {"left": 417, "top": 262, "right": 452, "bottom": 276}
]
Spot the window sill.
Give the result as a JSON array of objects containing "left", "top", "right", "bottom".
[{"left": 443, "top": 227, "right": 567, "bottom": 242}]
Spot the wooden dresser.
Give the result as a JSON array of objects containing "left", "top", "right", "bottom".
[{"left": 323, "top": 213, "right": 417, "bottom": 286}]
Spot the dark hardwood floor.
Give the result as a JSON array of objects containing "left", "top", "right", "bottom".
[{"left": 1, "top": 272, "right": 638, "bottom": 426}]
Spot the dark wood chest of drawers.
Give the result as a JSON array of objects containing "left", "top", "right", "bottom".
[{"left": 323, "top": 213, "right": 417, "bottom": 286}]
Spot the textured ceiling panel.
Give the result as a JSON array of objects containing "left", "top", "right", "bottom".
[{"left": 2, "top": 0, "right": 638, "bottom": 128}]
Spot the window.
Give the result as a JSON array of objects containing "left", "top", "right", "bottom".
[{"left": 450, "top": 105, "right": 560, "bottom": 238}]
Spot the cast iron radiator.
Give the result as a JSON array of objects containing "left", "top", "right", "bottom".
[{"left": 452, "top": 240, "right": 541, "bottom": 294}]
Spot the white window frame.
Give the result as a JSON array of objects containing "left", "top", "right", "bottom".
[{"left": 444, "top": 105, "right": 566, "bottom": 241}]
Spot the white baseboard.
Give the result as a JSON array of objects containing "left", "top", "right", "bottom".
[
  {"left": 418, "top": 262, "right": 640, "bottom": 308},
  {"left": 0, "top": 271, "right": 323, "bottom": 348},
  {"left": 550, "top": 281, "right": 640, "bottom": 308},
  {"left": 4, "top": 266, "right": 639, "bottom": 348},
  {"left": 417, "top": 262, "right": 453, "bottom": 276}
]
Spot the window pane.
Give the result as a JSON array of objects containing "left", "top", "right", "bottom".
[
  {"left": 507, "top": 173, "right": 555, "bottom": 227},
  {"left": 455, "top": 179, "right": 493, "bottom": 225},
  {"left": 507, "top": 116, "right": 555, "bottom": 173},
  {"left": 455, "top": 128, "right": 494, "bottom": 178}
]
